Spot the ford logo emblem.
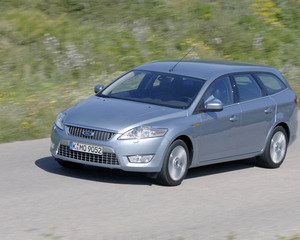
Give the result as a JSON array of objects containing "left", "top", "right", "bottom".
[{"left": 82, "top": 130, "right": 94, "bottom": 137}]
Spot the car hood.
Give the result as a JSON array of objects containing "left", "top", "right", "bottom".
[{"left": 65, "top": 96, "right": 187, "bottom": 133}]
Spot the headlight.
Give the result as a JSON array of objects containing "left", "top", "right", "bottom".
[
  {"left": 119, "top": 126, "right": 168, "bottom": 140},
  {"left": 55, "top": 112, "right": 66, "bottom": 130}
]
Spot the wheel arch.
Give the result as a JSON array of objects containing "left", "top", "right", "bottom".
[
  {"left": 275, "top": 122, "right": 290, "bottom": 144},
  {"left": 172, "top": 135, "right": 194, "bottom": 167}
]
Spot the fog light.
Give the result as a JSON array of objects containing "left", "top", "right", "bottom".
[
  {"left": 128, "top": 155, "right": 154, "bottom": 163},
  {"left": 50, "top": 141, "right": 55, "bottom": 149}
]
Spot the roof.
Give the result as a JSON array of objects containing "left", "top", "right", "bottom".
[{"left": 134, "top": 60, "right": 280, "bottom": 81}]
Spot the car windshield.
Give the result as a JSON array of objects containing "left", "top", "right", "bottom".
[{"left": 100, "top": 70, "right": 205, "bottom": 108}]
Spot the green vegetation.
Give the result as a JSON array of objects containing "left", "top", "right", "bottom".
[
  {"left": 278, "top": 235, "right": 300, "bottom": 240},
  {"left": 0, "top": 0, "right": 300, "bottom": 143}
]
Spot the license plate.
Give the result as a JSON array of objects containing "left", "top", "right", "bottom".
[{"left": 69, "top": 142, "right": 102, "bottom": 155}]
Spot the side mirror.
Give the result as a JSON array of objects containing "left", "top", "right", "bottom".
[
  {"left": 94, "top": 84, "right": 104, "bottom": 94},
  {"left": 204, "top": 100, "right": 223, "bottom": 112}
]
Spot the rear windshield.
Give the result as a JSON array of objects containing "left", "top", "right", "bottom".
[{"left": 100, "top": 70, "right": 205, "bottom": 108}]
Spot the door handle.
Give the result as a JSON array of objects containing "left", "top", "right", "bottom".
[
  {"left": 229, "top": 115, "right": 238, "bottom": 122},
  {"left": 264, "top": 107, "right": 273, "bottom": 114}
]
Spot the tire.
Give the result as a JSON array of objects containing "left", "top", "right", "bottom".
[
  {"left": 157, "top": 140, "right": 189, "bottom": 186},
  {"left": 56, "top": 158, "right": 84, "bottom": 169},
  {"left": 257, "top": 126, "right": 288, "bottom": 168}
]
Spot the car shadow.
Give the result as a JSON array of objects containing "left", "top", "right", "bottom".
[
  {"left": 35, "top": 156, "right": 258, "bottom": 186},
  {"left": 35, "top": 157, "right": 155, "bottom": 186},
  {"left": 185, "top": 157, "right": 258, "bottom": 179}
]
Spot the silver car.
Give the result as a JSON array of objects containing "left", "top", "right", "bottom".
[{"left": 50, "top": 60, "right": 298, "bottom": 186}]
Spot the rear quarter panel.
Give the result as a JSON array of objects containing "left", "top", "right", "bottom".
[{"left": 271, "top": 89, "right": 298, "bottom": 145}]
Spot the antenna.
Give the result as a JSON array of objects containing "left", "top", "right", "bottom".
[{"left": 169, "top": 46, "right": 195, "bottom": 72}]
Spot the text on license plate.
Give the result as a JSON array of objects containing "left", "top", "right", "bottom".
[{"left": 69, "top": 142, "right": 102, "bottom": 155}]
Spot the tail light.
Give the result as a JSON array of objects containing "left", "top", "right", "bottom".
[{"left": 295, "top": 95, "right": 299, "bottom": 107}]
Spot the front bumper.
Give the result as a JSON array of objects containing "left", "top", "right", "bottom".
[{"left": 50, "top": 124, "right": 170, "bottom": 173}]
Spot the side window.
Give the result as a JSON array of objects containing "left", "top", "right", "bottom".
[
  {"left": 203, "top": 76, "right": 233, "bottom": 106},
  {"left": 233, "top": 74, "right": 262, "bottom": 102},
  {"left": 256, "top": 73, "right": 286, "bottom": 95}
]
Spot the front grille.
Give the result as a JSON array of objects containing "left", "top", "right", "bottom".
[
  {"left": 67, "top": 125, "right": 115, "bottom": 141},
  {"left": 58, "top": 145, "right": 119, "bottom": 165}
]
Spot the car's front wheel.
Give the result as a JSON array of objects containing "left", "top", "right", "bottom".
[
  {"left": 55, "top": 158, "right": 84, "bottom": 169},
  {"left": 257, "top": 126, "right": 288, "bottom": 168},
  {"left": 157, "top": 140, "right": 189, "bottom": 186}
]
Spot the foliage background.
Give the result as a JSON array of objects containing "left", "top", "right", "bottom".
[{"left": 0, "top": 0, "right": 300, "bottom": 143}]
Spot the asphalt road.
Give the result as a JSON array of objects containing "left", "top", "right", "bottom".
[{"left": 1, "top": 117, "right": 300, "bottom": 240}]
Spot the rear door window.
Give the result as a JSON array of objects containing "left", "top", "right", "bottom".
[
  {"left": 256, "top": 73, "right": 286, "bottom": 95},
  {"left": 233, "top": 74, "right": 263, "bottom": 102}
]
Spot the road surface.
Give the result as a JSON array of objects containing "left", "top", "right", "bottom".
[{"left": 0, "top": 116, "right": 299, "bottom": 240}]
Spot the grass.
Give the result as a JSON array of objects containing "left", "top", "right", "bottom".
[
  {"left": 278, "top": 236, "right": 300, "bottom": 240},
  {"left": 0, "top": 0, "right": 300, "bottom": 143}
]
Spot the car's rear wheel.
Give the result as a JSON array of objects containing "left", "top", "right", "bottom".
[
  {"left": 56, "top": 158, "right": 84, "bottom": 169},
  {"left": 157, "top": 140, "right": 189, "bottom": 186},
  {"left": 257, "top": 126, "right": 288, "bottom": 168}
]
